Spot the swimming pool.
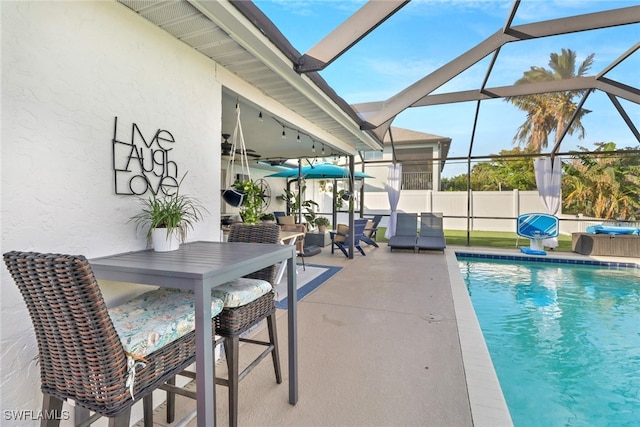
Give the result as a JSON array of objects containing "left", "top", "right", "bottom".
[{"left": 458, "top": 255, "right": 640, "bottom": 426}]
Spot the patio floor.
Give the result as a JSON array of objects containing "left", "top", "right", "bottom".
[{"left": 134, "top": 242, "right": 637, "bottom": 427}]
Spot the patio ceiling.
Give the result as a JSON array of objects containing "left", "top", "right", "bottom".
[{"left": 116, "top": 0, "right": 383, "bottom": 163}]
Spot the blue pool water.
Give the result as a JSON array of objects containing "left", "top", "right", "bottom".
[{"left": 458, "top": 257, "right": 640, "bottom": 426}]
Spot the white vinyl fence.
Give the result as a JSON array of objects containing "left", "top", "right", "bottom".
[{"left": 318, "top": 189, "right": 608, "bottom": 236}]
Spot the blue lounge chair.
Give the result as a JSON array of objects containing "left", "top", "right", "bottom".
[
  {"left": 330, "top": 219, "right": 368, "bottom": 257},
  {"left": 360, "top": 215, "right": 382, "bottom": 247},
  {"left": 417, "top": 212, "right": 446, "bottom": 252},
  {"left": 517, "top": 213, "right": 559, "bottom": 255},
  {"left": 388, "top": 213, "right": 418, "bottom": 252}
]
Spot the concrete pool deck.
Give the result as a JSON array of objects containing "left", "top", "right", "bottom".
[{"left": 135, "top": 244, "right": 638, "bottom": 426}]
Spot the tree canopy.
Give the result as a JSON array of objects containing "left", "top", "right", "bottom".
[
  {"left": 505, "top": 48, "right": 594, "bottom": 152},
  {"left": 563, "top": 142, "right": 640, "bottom": 220}
]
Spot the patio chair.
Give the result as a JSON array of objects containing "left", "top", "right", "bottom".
[
  {"left": 2, "top": 251, "right": 223, "bottom": 427},
  {"left": 281, "top": 223, "right": 307, "bottom": 270},
  {"left": 211, "top": 223, "right": 282, "bottom": 427},
  {"left": 329, "top": 218, "right": 368, "bottom": 257},
  {"left": 273, "top": 211, "right": 286, "bottom": 224},
  {"left": 388, "top": 213, "right": 418, "bottom": 252},
  {"left": 360, "top": 215, "right": 382, "bottom": 247},
  {"left": 277, "top": 215, "right": 295, "bottom": 225},
  {"left": 417, "top": 212, "right": 446, "bottom": 252}
]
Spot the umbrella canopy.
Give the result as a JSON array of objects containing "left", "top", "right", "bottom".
[{"left": 266, "top": 163, "right": 372, "bottom": 179}]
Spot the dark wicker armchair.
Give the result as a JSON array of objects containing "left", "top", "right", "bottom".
[{"left": 3, "top": 251, "right": 210, "bottom": 427}]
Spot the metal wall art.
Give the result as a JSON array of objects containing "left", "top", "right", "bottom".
[{"left": 111, "top": 116, "right": 180, "bottom": 196}]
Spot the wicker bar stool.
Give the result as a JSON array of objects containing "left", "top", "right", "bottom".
[
  {"left": 3, "top": 251, "right": 223, "bottom": 427},
  {"left": 215, "top": 223, "right": 282, "bottom": 427}
]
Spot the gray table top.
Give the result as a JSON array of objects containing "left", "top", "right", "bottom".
[{"left": 90, "top": 240, "right": 295, "bottom": 288}]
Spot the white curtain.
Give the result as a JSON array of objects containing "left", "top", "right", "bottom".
[
  {"left": 533, "top": 157, "right": 562, "bottom": 248},
  {"left": 384, "top": 163, "right": 402, "bottom": 239}
]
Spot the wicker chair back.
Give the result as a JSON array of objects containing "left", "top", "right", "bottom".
[
  {"left": 228, "top": 223, "right": 280, "bottom": 282},
  {"left": 3, "top": 251, "right": 199, "bottom": 422}
]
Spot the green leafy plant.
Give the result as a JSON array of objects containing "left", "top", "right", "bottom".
[
  {"left": 259, "top": 212, "right": 275, "bottom": 221},
  {"left": 282, "top": 185, "right": 318, "bottom": 224},
  {"left": 129, "top": 185, "right": 207, "bottom": 245},
  {"left": 314, "top": 216, "right": 331, "bottom": 228},
  {"left": 235, "top": 180, "right": 263, "bottom": 224},
  {"left": 335, "top": 189, "right": 347, "bottom": 210}
]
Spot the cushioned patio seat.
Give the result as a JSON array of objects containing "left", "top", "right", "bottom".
[
  {"left": 416, "top": 212, "right": 446, "bottom": 252},
  {"left": 389, "top": 213, "right": 418, "bottom": 252}
]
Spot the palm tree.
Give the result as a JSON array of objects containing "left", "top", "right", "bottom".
[{"left": 505, "top": 48, "right": 595, "bottom": 152}]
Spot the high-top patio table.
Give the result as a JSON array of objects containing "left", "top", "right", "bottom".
[{"left": 90, "top": 241, "right": 298, "bottom": 427}]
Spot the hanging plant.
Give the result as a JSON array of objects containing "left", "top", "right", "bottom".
[
  {"left": 222, "top": 103, "right": 252, "bottom": 208},
  {"left": 236, "top": 179, "right": 263, "bottom": 224}
]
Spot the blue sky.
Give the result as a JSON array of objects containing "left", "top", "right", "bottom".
[{"left": 254, "top": 0, "right": 639, "bottom": 177}]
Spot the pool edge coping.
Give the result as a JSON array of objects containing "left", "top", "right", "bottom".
[{"left": 446, "top": 249, "right": 514, "bottom": 427}]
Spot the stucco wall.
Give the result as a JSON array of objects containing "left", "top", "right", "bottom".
[{"left": 1, "top": 2, "right": 222, "bottom": 424}]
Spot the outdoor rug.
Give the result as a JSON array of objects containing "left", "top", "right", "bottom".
[{"left": 274, "top": 263, "right": 342, "bottom": 309}]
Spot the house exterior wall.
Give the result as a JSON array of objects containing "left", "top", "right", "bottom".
[{"left": 1, "top": 2, "right": 222, "bottom": 424}]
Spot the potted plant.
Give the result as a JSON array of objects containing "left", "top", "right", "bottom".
[
  {"left": 130, "top": 185, "right": 207, "bottom": 251},
  {"left": 259, "top": 212, "right": 275, "bottom": 223},
  {"left": 235, "top": 179, "right": 263, "bottom": 225},
  {"left": 282, "top": 185, "right": 319, "bottom": 225},
  {"left": 314, "top": 216, "right": 331, "bottom": 233}
]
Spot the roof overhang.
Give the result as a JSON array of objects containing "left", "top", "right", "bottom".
[{"left": 116, "top": 0, "right": 383, "bottom": 160}]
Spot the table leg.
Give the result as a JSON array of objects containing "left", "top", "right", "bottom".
[
  {"left": 194, "top": 282, "right": 216, "bottom": 426},
  {"left": 275, "top": 236, "right": 298, "bottom": 284},
  {"left": 286, "top": 249, "right": 298, "bottom": 405}
]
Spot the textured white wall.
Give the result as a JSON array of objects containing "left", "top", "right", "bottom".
[{"left": 1, "top": 1, "right": 222, "bottom": 424}]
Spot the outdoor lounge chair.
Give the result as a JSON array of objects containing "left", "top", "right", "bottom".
[
  {"left": 388, "top": 213, "right": 418, "bottom": 252},
  {"left": 417, "top": 212, "right": 446, "bottom": 252},
  {"left": 330, "top": 218, "right": 368, "bottom": 257},
  {"left": 360, "top": 215, "right": 382, "bottom": 247}
]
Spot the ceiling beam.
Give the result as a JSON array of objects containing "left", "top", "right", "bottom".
[
  {"left": 407, "top": 76, "right": 640, "bottom": 106},
  {"left": 295, "top": 0, "right": 409, "bottom": 73}
]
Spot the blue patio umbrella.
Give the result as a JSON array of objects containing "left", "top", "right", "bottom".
[
  {"left": 266, "top": 163, "right": 372, "bottom": 179},
  {"left": 267, "top": 163, "right": 372, "bottom": 253}
]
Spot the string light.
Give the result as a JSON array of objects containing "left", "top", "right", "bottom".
[
  {"left": 258, "top": 111, "right": 263, "bottom": 122},
  {"left": 297, "top": 131, "right": 301, "bottom": 143},
  {"left": 321, "top": 143, "right": 325, "bottom": 155},
  {"left": 282, "top": 126, "right": 286, "bottom": 139},
  {"left": 312, "top": 141, "right": 316, "bottom": 153}
]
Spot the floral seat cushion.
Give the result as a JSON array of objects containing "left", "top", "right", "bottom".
[
  {"left": 211, "top": 277, "right": 273, "bottom": 308},
  {"left": 109, "top": 288, "right": 224, "bottom": 358}
]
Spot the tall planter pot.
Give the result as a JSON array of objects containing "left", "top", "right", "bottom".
[{"left": 152, "top": 228, "right": 181, "bottom": 252}]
